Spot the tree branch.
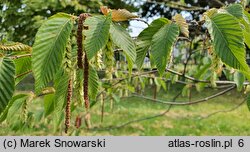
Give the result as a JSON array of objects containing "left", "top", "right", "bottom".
[
  {"left": 90, "top": 85, "right": 236, "bottom": 131},
  {"left": 118, "top": 69, "right": 250, "bottom": 85},
  {"left": 131, "top": 85, "right": 236, "bottom": 105},
  {"left": 138, "top": 75, "right": 235, "bottom": 89}
]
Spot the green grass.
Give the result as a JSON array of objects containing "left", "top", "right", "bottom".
[{"left": 1, "top": 85, "right": 250, "bottom": 136}]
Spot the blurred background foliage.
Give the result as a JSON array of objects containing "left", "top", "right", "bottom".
[
  {"left": 1, "top": 0, "right": 249, "bottom": 45},
  {"left": 0, "top": 0, "right": 138, "bottom": 44}
]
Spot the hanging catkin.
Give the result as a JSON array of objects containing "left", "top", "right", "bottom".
[
  {"left": 75, "top": 115, "right": 82, "bottom": 129},
  {"left": 65, "top": 78, "right": 73, "bottom": 134},
  {"left": 77, "top": 14, "right": 84, "bottom": 69},
  {"left": 77, "top": 13, "right": 90, "bottom": 69},
  {"left": 93, "top": 52, "right": 103, "bottom": 70},
  {"left": 77, "top": 13, "right": 92, "bottom": 129},
  {"left": 211, "top": 52, "right": 223, "bottom": 76},
  {"left": 105, "top": 40, "right": 114, "bottom": 79},
  {"left": 83, "top": 54, "right": 89, "bottom": 110},
  {"left": 62, "top": 38, "right": 74, "bottom": 134},
  {"left": 104, "top": 39, "right": 115, "bottom": 111},
  {"left": 210, "top": 50, "right": 223, "bottom": 88},
  {"left": 83, "top": 54, "right": 92, "bottom": 129}
]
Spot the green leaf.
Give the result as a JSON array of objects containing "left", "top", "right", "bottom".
[
  {"left": 110, "top": 22, "right": 136, "bottom": 72},
  {"left": 195, "top": 83, "right": 206, "bottom": 92},
  {"left": 44, "top": 94, "right": 55, "bottom": 117},
  {"left": 154, "top": 77, "right": 161, "bottom": 87},
  {"left": 247, "top": 94, "right": 250, "bottom": 111},
  {"left": 34, "top": 110, "right": 44, "bottom": 123},
  {"left": 136, "top": 18, "right": 170, "bottom": 69},
  {"left": 88, "top": 65, "right": 99, "bottom": 100},
  {"left": 205, "top": 13, "right": 250, "bottom": 76},
  {"left": 171, "top": 74, "right": 179, "bottom": 84},
  {"left": 125, "top": 53, "right": 134, "bottom": 75},
  {"left": 234, "top": 71, "right": 245, "bottom": 91},
  {"left": 225, "top": 4, "right": 243, "bottom": 19},
  {"left": 225, "top": 4, "right": 250, "bottom": 48},
  {"left": 194, "top": 64, "right": 211, "bottom": 79},
  {"left": 112, "top": 93, "right": 120, "bottom": 103},
  {"left": 84, "top": 15, "right": 112, "bottom": 60},
  {"left": 127, "top": 85, "right": 135, "bottom": 92},
  {"left": 0, "top": 94, "right": 28, "bottom": 122},
  {"left": 54, "top": 70, "right": 70, "bottom": 110},
  {"left": 155, "top": 77, "right": 167, "bottom": 91},
  {"left": 0, "top": 57, "right": 15, "bottom": 114},
  {"left": 32, "top": 13, "right": 74, "bottom": 93},
  {"left": 244, "top": 30, "right": 250, "bottom": 48},
  {"left": 182, "top": 84, "right": 191, "bottom": 97},
  {"left": 6, "top": 95, "right": 27, "bottom": 123},
  {"left": 151, "top": 23, "right": 179, "bottom": 75},
  {"left": 243, "top": 11, "right": 250, "bottom": 48},
  {"left": 14, "top": 56, "right": 31, "bottom": 84},
  {"left": 223, "top": 68, "right": 234, "bottom": 81}
]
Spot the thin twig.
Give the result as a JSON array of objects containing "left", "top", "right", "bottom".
[
  {"left": 178, "top": 37, "right": 191, "bottom": 41},
  {"left": 10, "top": 54, "right": 31, "bottom": 59},
  {"left": 183, "top": 40, "right": 193, "bottom": 76},
  {"left": 130, "top": 18, "right": 150, "bottom": 26},
  {"left": 212, "top": 0, "right": 225, "bottom": 6},
  {"left": 163, "top": 90, "right": 182, "bottom": 114},
  {"left": 15, "top": 70, "right": 32, "bottom": 79},
  {"left": 198, "top": 99, "right": 246, "bottom": 120},
  {"left": 146, "top": 0, "right": 206, "bottom": 11},
  {"left": 37, "top": 89, "right": 55, "bottom": 97}
]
